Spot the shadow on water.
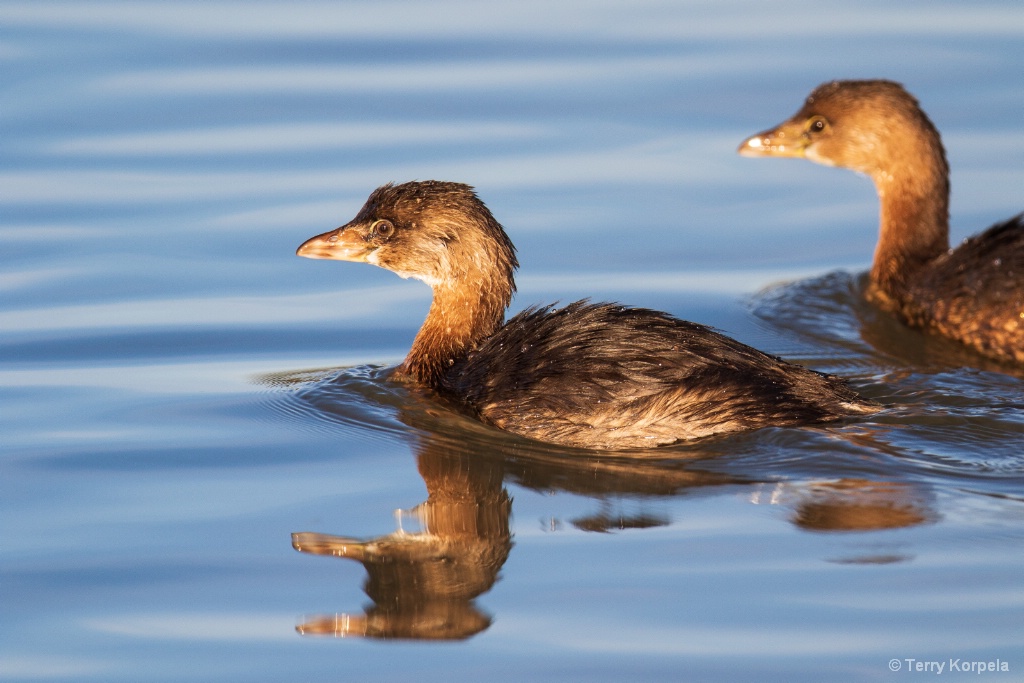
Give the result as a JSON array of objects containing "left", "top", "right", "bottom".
[{"left": 254, "top": 360, "right": 959, "bottom": 641}]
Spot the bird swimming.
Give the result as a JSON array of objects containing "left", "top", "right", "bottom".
[
  {"left": 297, "top": 180, "right": 876, "bottom": 450},
  {"left": 739, "top": 79, "right": 1024, "bottom": 365}
]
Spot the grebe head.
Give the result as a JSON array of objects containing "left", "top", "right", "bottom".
[
  {"left": 297, "top": 180, "right": 517, "bottom": 290},
  {"left": 737, "top": 79, "right": 944, "bottom": 183}
]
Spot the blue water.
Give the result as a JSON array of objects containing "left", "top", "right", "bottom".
[{"left": 3, "top": 2, "right": 1024, "bottom": 681}]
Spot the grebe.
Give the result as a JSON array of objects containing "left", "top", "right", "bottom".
[
  {"left": 298, "top": 181, "right": 875, "bottom": 449},
  {"left": 739, "top": 79, "right": 1024, "bottom": 365}
]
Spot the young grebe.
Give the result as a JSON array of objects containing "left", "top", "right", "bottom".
[
  {"left": 739, "top": 79, "right": 1024, "bottom": 365},
  {"left": 297, "top": 181, "right": 875, "bottom": 450}
]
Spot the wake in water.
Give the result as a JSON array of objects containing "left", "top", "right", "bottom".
[{"left": 749, "top": 271, "right": 1024, "bottom": 491}]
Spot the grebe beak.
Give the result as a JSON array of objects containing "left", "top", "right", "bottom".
[
  {"left": 296, "top": 224, "right": 373, "bottom": 262},
  {"left": 738, "top": 120, "right": 809, "bottom": 159}
]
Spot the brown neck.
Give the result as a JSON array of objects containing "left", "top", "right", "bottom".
[
  {"left": 399, "top": 264, "right": 513, "bottom": 387},
  {"left": 869, "top": 146, "right": 950, "bottom": 299}
]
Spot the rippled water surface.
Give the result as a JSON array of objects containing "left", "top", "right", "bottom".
[{"left": 3, "top": 2, "right": 1024, "bottom": 681}]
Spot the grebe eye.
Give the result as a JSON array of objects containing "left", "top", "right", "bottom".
[
  {"left": 807, "top": 116, "right": 828, "bottom": 134},
  {"left": 372, "top": 219, "right": 395, "bottom": 238}
]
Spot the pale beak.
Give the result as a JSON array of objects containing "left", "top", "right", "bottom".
[
  {"left": 296, "top": 224, "right": 373, "bottom": 262},
  {"left": 737, "top": 119, "right": 809, "bottom": 159}
]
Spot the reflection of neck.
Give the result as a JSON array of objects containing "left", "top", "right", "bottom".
[
  {"left": 400, "top": 262, "right": 513, "bottom": 387},
  {"left": 416, "top": 448, "right": 511, "bottom": 542},
  {"left": 869, "top": 135, "right": 950, "bottom": 302},
  {"left": 292, "top": 447, "right": 513, "bottom": 641}
]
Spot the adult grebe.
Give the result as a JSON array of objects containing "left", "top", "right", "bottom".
[
  {"left": 739, "top": 79, "right": 1024, "bottom": 365},
  {"left": 298, "top": 181, "right": 875, "bottom": 449}
]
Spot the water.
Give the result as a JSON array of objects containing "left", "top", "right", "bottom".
[{"left": 3, "top": 2, "right": 1024, "bottom": 681}]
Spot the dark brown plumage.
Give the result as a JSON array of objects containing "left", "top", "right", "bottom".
[
  {"left": 297, "top": 180, "right": 875, "bottom": 450},
  {"left": 739, "top": 79, "right": 1024, "bottom": 365}
]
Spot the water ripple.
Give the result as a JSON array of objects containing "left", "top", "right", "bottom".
[{"left": 749, "top": 270, "right": 1024, "bottom": 487}]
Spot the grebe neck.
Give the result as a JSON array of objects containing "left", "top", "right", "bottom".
[
  {"left": 869, "top": 139, "right": 950, "bottom": 300},
  {"left": 400, "top": 263, "right": 513, "bottom": 386}
]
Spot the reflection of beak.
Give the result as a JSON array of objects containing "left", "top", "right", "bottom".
[
  {"left": 296, "top": 614, "right": 368, "bottom": 638},
  {"left": 296, "top": 225, "right": 373, "bottom": 262},
  {"left": 737, "top": 120, "right": 809, "bottom": 159},
  {"left": 291, "top": 531, "right": 367, "bottom": 559}
]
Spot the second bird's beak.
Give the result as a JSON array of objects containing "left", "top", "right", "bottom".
[
  {"left": 296, "top": 225, "right": 373, "bottom": 262},
  {"left": 737, "top": 120, "right": 808, "bottom": 159}
]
